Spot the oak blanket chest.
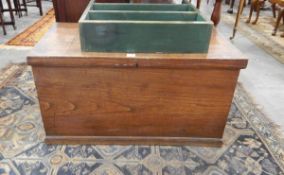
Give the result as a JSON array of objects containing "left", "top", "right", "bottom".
[{"left": 28, "top": 23, "right": 248, "bottom": 146}]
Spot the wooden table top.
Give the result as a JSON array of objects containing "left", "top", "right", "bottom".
[{"left": 28, "top": 23, "right": 248, "bottom": 69}]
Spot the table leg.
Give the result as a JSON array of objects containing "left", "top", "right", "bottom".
[
  {"left": 37, "top": 0, "right": 43, "bottom": 15},
  {"left": 0, "top": 11, "right": 7, "bottom": 35},
  {"left": 0, "top": 0, "right": 3, "bottom": 10},
  {"left": 196, "top": 0, "right": 201, "bottom": 8},
  {"left": 211, "top": 0, "right": 222, "bottom": 26},
  {"left": 6, "top": 0, "right": 16, "bottom": 29},
  {"left": 272, "top": 9, "right": 284, "bottom": 36},
  {"left": 227, "top": 0, "right": 235, "bottom": 14},
  {"left": 230, "top": 0, "right": 245, "bottom": 39},
  {"left": 14, "top": 0, "right": 22, "bottom": 17},
  {"left": 22, "top": 0, "right": 28, "bottom": 15}
]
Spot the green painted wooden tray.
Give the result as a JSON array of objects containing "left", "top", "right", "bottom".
[{"left": 79, "top": 0, "right": 213, "bottom": 53}]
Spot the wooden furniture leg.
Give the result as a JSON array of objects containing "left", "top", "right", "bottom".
[
  {"left": 22, "top": 0, "right": 28, "bottom": 15},
  {"left": 0, "top": 9, "right": 6, "bottom": 35},
  {"left": 227, "top": 0, "right": 235, "bottom": 14},
  {"left": 26, "top": 0, "right": 43, "bottom": 15},
  {"left": 246, "top": 0, "right": 256, "bottom": 23},
  {"left": 14, "top": 0, "right": 28, "bottom": 17},
  {"left": 6, "top": 0, "right": 16, "bottom": 29},
  {"left": 272, "top": 9, "right": 284, "bottom": 36},
  {"left": 211, "top": 0, "right": 222, "bottom": 26},
  {"left": 230, "top": 0, "right": 245, "bottom": 39},
  {"left": 252, "top": 0, "right": 263, "bottom": 24},
  {"left": 36, "top": 0, "right": 42, "bottom": 15},
  {"left": 13, "top": 0, "right": 19, "bottom": 16},
  {"left": 0, "top": 0, "right": 17, "bottom": 29},
  {"left": 14, "top": 0, "right": 23, "bottom": 17},
  {"left": 196, "top": 0, "right": 201, "bottom": 8},
  {"left": 272, "top": 3, "right": 276, "bottom": 17}
]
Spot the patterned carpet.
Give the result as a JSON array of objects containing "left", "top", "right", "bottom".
[
  {"left": 0, "top": 64, "right": 284, "bottom": 175},
  {"left": 222, "top": 13, "right": 284, "bottom": 64},
  {"left": 5, "top": 9, "right": 55, "bottom": 47}
]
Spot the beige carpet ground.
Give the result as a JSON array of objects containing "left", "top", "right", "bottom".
[{"left": 222, "top": 13, "right": 284, "bottom": 64}]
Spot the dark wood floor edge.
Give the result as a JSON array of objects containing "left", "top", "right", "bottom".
[{"left": 45, "top": 136, "right": 223, "bottom": 147}]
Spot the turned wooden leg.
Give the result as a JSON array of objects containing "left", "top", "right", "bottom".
[
  {"left": 230, "top": 0, "right": 245, "bottom": 39},
  {"left": 272, "top": 10, "right": 284, "bottom": 36},
  {"left": 252, "top": 0, "right": 262, "bottom": 24},
  {"left": 246, "top": 0, "right": 256, "bottom": 23},
  {"left": 272, "top": 3, "right": 276, "bottom": 18},
  {"left": 241, "top": 0, "right": 246, "bottom": 14},
  {"left": 211, "top": 0, "right": 222, "bottom": 26}
]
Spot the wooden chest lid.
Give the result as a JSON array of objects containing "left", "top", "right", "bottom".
[{"left": 28, "top": 23, "right": 248, "bottom": 69}]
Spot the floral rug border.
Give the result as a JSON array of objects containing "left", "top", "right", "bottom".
[
  {"left": 5, "top": 9, "right": 55, "bottom": 47},
  {"left": 234, "top": 83, "right": 284, "bottom": 171},
  {"left": 0, "top": 64, "right": 26, "bottom": 88}
]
